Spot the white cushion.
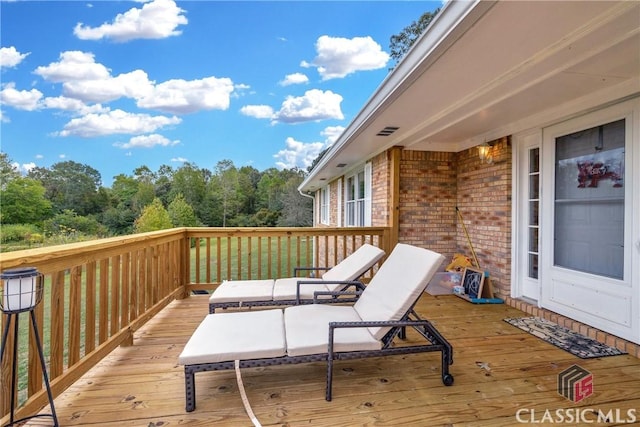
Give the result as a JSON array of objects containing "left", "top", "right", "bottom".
[
  {"left": 178, "top": 309, "right": 286, "bottom": 365},
  {"left": 209, "top": 279, "right": 274, "bottom": 303},
  {"left": 284, "top": 304, "right": 380, "bottom": 357},
  {"left": 321, "top": 244, "right": 385, "bottom": 291},
  {"left": 354, "top": 244, "right": 444, "bottom": 340},
  {"left": 272, "top": 277, "right": 327, "bottom": 300}
]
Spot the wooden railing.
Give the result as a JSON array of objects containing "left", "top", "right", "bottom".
[{"left": 0, "top": 226, "right": 390, "bottom": 423}]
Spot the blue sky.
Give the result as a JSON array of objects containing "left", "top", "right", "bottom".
[{"left": 1, "top": 0, "right": 439, "bottom": 186}]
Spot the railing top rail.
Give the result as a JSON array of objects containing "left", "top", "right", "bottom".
[
  {"left": 0, "top": 228, "right": 187, "bottom": 271},
  {"left": 1, "top": 227, "right": 391, "bottom": 272},
  {"left": 185, "top": 226, "right": 389, "bottom": 237}
]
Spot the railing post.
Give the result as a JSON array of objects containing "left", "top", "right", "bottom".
[{"left": 389, "top": 146, "right": 402, "bottom": 250}]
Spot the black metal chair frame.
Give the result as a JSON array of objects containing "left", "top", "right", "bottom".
[
  {"left": 208, "top": 274, "right": 368, "bottom": 313},
  {"left": 183, "top": 303, "right": 454, "bottom": 412}
]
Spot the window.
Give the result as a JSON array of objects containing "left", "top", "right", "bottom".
[
  {"left": 320, "top": 186, "right": 330, "bottom": 225},
  {"left": 554, "top": 119, "right": 625, "bottom": 279},
  {"left": 528, "top": 147, "right": 540, "bottom": 279},
  {"left": 344, "top": 163, "right": 371, "bottom": 226}
]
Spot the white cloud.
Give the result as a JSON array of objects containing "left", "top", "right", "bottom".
[
  {"left": 171, "top": 157, "right": 188, "bottom": 163},
  {"left": 74, "top": 0, "right": 188, "bottom": 42},
  {"left": 279, "top": 72, "right": 309, "bottom": 86},
  {"left": 6, "top": 161, "right": 37, "bottom": 175},
  {"left": 137, "top": 76, "right": 234, "bottom": 114},
  {"left": 42, "top": 96, "right": 109, "bottom": 115},
  {"left": 17, "top": 162, "right": 37, "bottom": 174},
  {"left": 35, "top": 52, "right": 154, "bottom": 104},
  {"left": 321, "top": 125, "right": 345, "bottom": 146},
  {"left": 304, "top": 35, "right": 389, "bottom": 80},
  {"left": 0, "top": 83, "right": 43, "bottom": 111},
  {"left": 63, "top": 69, "right": 154, "bottom": 104},
  {"left": 273, "top": 89, "right": 343, "bottom": 124},
  {"left": 58, "top": 109, "right": 181, "bottom": 137},
  {"left": 240, "top": 104, "right": 274, "bottom": 119},
  {"left": 34, "top": 51, "right": 111, "bottom": 83},
  {"left": 114, "top": 133, "right": 179, "bottom": 149},
  {"left": 0, "top": 110, "right": 9, "bottom": 123},
  {"left": 32, "top": 50, "right": 233, "bottom": 115},
  {"left": 274, "top": 136, "right": 325, "bottom": 169},
  {"left": 0, "top": 46, "right": 29, "bottom": 68}
]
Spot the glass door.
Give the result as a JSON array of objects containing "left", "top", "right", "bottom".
[{"left": 540, "top": 99, "right": 638, "bottom": 343}]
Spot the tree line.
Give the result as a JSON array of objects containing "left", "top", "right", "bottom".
[{"left": 0, "top": 153, "right": 313, "bottom": 249}]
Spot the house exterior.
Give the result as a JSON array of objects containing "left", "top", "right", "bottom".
[{"left": 299, "top": 1, "right": 640, "bottom": 353}]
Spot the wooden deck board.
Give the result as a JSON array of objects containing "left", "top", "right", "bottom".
[{"left": 24, "top": 294, "right": 640, "bottom": 426}]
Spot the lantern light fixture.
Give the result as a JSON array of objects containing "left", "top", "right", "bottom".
[{"left": 478, "top": 141, "right": 495, "bottom": 164}]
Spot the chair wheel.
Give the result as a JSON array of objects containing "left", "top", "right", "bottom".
[{"left": 442, "top": 374, "right": 454, "bottom": 386}]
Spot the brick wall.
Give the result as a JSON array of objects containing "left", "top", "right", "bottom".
[
  {"left": 455, "top": 137, "right": 512, "bottom": 297},
  {"left": 398, "top": 150, "right": 458, "bottom": 264}
]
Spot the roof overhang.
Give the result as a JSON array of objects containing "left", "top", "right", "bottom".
[{"left": 300, "top": 0, "right": 640, "bottom": 193}]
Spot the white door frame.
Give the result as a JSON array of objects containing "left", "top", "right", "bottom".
[{"left": 538, "top": 97, "right": 639, "bottom": 344}]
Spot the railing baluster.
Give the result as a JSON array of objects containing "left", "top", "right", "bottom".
[
  {"left": 50, "top": 271, "right": 65, "bottom": 379},
  {"left": 206, "top": 237, "right": 211, "bottom": 284},
  {"left": 257, "top": 236, "right": 263, "bottom": 279},
  {"left": 85, "top": 261, "right": 96, "bottom": 354},
  {"left": 121, "top": 253, "right": 130, "bottom": 328},
  {"left": 195, "top": 238, "right": 201, "bottom": 285},
  {"left": 68, "top": 266, "right": 82, "bottom": 366},
  {"left": 99, "top": 259, "right": 109, "bottom": 345},
  {"left": 268, "top": 236, "right": 273, "bottom": 278},
  {"left": 110, "top": 255, "right": 121, "bottom": 337},
  {"left": 247, "top": 236, "right": 252, "bottom": 280}
]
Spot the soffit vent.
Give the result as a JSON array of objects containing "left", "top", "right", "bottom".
[{"left": 376, "top": 126, "right": 399, "bottom": 136}]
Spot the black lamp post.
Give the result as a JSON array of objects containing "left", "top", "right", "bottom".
[{"left": 1, "top": 267, "right": 58, "bottom": 427}]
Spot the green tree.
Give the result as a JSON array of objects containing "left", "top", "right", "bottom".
[
  {"left": 237, "top": 165, "right": 260, "bottom": 215},
  {"left": 0, "top": 152, "right": 21, "bottom": 190},
  {"left": 170, "top": 163, "right": 208, "bottom": 222},
  {"left": 134, "top": 198, "right": 172, "bottom": 233},
  {"left": 154, "top": 164, "right": 174, "bottom": 205},
  {"left": 389, "top": 9, "right": 440, "bottom": 69},
  {"left": 29, "top": 160, "right": 104, "bottom": 216},
  {"left": 0, "top": 177, "right": 52, "bottom": 223},
  {"left": 256, "top": 168, "right": 286, "bottom": 212},
  {"left": 277, "top": 170, "right": 313, "bottom": 226},
  {"left": 101, "top": 206, "right": 137, "bottom": 235},
  {"left": 212, "top": 160, "right": 240, "bottom": 227},
  {"left": 168, "top": 193, "right": 198, "bottom": 227}
]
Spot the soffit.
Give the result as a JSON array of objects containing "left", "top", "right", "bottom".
[{"left": 301, "top": 1, "right": 640, "bottom": 192}]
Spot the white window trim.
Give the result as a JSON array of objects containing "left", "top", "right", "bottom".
[
  {"left": 343, "top": 162, "right": 372, "bottom": 227},
  {"left": 320, "top": 185, "right": 330, "bottom": 225},
  {"left": 337, "top": 178, "right": 343, "bottom": 227}
]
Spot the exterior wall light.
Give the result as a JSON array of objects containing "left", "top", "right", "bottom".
[{"left": 478, "top": 141, "right": 495, "bottom": 164}]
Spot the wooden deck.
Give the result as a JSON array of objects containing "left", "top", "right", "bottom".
[{"left": 26, "top": 294, "right": 640, "bottom": 426}]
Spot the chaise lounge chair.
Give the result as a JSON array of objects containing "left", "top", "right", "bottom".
[
  {"left": 179, "top": 243, "right": 453, "bottom": 412},
  {"left": 208, "top": 243, "right": 386, "bottom": 313}
]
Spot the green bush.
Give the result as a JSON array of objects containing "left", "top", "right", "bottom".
[
  {"left": 0, "top": 223, "right": 41, "bottom": 244},
  {"left": 42, "top": 210, "right": 108, "bottom": 237}
]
